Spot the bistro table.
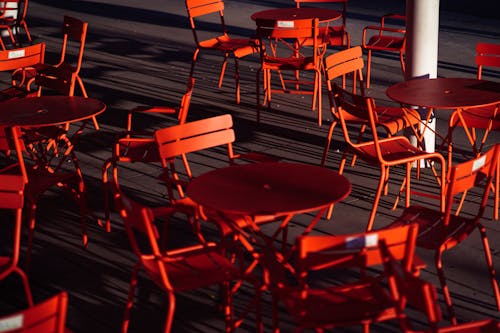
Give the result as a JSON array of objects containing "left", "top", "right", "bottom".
[
  {"left": 251, "top": 7, "right": 341, "bottom": 24},
  {"left": 0, "top": 96, "right": 106, "bottom": 173},
  {"left": 386, "top": 77, "right": 500, "bottom": 165},
  {"left": 187, "top": 162, "right": 351, "bottom": 265}
]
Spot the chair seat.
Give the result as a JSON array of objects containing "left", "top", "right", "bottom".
[
  {"left": 263, "top": 55, "right": 316, "bottom": 71},
  {"left": 376, "top": 106, "right": 421, "bottom": 134},
  {"left": 454, "top": 106, "right": 500, "bottom": 130},
  {"left": 117, "top": 138, "right": 160, "bottom": 164},
  {"left": 388, "top": 205, "right": 477, "bottom": 251},
  {"left": 354, "top": 136, "right": 436, "bottom": 165},
  {"left": 199, "top": 35, "right": 256, "bottom": 56},
  {"left": 142, "top": 248, "right": 240, "bottom": 292},
  {"left": 279, "top": 280, "right": 397, "bottom": 327},
  {"left": 366, "top": 35, "right": 404, "bottom": 50}
]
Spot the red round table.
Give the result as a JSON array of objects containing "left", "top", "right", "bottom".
[
  {"left": 188, "top": 161, "right": 351, "bottom": 261},
  {"left": 0, "top": 96, "right": 106, "bottom": 127},
  {"left": 251, "top": 7, "right": 341, "bottom": 23},
  {"left": 386, "top": 78, "right": 500, "bottom": 110},
  {"left": 187, "top": 162, "right": 351, "bottom": 217}
]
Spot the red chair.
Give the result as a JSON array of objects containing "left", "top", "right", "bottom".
[
  {"left": 386, "top": 144, "right": 500, "bottom": 325},
  {"left": 294, "top": 0, "right": 350, "bottom": 48},
  {"left": 362, "top": 13, "right": 406, "bottom": 88},
  {"left": 0, "top": 43, "right": 45, "bottom": 102},
  {"left": 0, "top": 0, "right": 32, "bottom": 49},
  {"left": 111, "top": 178, "right": 262, "bottom": 333},
  {"left": 445, "top": 42, "right": 500, "bottom": 220},
  {"left": 267, "top": 224, "right": 419, "bottom": 332},
  {"left": 0, "top": 292, "right": 71, "bottom": 333},
  {"left": 321, "top": 46, "right": 421, "bottom": 167},
  {"left": 255, "top": 17, "right": 324, "bottom": 125},
  {"left": 101, "top": 78, "right": 195, "bottom": 231},
  {"left": 0, "top": 126, "right": 90, "bottom": 270},
  {"left": 0, "top": 171, "right": 33, "bottom": 308},
  {"left": 333, "top": 83, "right": 445, "bottom": 231},
  {"left": 185, "top": 0, "right": 258, "bottom": 104}
]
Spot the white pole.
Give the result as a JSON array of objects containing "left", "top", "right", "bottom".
[{"left": 405, "top": 0, "right": 440, "bottom": 158}]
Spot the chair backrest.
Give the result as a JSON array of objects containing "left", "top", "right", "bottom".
[
  {"left": 59, "top": 15, "right": 88, "bottom": 74},
  {"left": 296, "top": 224, "right": 418, "bottom": 277},
  {"left": 294, "top": 0, "right": 347, "bottom": 27},
  {"left": 177, "top": 77, "right": 195, "bottom": 124},
  {"left": 476, "top": 43, "right": 500, "bottom": 79},
  {"left": 0, "top": 43, "right": 44, "bottom": 89},
  {"left": 443, "top": 143, "right": 500, "bottom": 227},
  {"left": 332, "top": 83, "right": 384, "bottom": 152},
  {"left": 154, "top": 114, "right": 236, "bottom": 200},
  {"left": 0, "top": 126, "right": 28, "bottom": 183},
  {"left": 256, "top": 17, "right": 320, "bottom": 64},
  {"left": 0, "top": 292, "right": 68, "bottom": 333},
  {"left": 324, "top": 45, "right": 365, "bottom": 94},
  {"left": 185, "top": 0, "right": 227, "bottom": 46}
]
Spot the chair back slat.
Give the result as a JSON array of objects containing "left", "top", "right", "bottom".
[
  {"left": 0, "top": 292, "right": 68, "bottom": 333},
  {"left": 186, "top": 0, "right": 224, "bottom": 17},
  {"left": 297, "top": 224, "right": 418, "bottom": 273},
  {"left": 62, "top": 15, "right": 87, "bottom": 42},
  {"left": 155, "top": 114, "right": 234, "bottom": 160},
  {"left": 475, "top": 43, "right": 500, "bottom": 79},
  {"left": 0, "top": 43, "right": 44, "bottom": 71}
]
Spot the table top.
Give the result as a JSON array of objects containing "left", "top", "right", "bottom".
[
  {"left": 0, "top": 96, "right": 106, "bottom": 127},
  {"left": 187, "top": 162, "right": 351, "bottom": 216},
  {"left": 386, "top": 77, "right": 500, "bottom": 109},
  {"left": 251, "top": 7, "right": 341, "bottom": 23}
]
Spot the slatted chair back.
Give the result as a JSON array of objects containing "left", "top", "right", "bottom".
[{"left": 476, "top": 43, "right": 500, "bottom": 79}]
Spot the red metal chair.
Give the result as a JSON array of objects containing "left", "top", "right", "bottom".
[
  {"left": 185, "top": 0, "right": 258, "bottom": 104},
  {"left": 0, "top": 292, "right": 71, "bottom": 333},
  {"left": 255, "top": 17, "right": 324, "bottom": 126},
  {"left": 445, "top": 42, "right": 500, "bottom": 220},
  {"left": 386, "top": 144, "right": 500, "bottom": 325},
  {"left": 0, "top": 171, "right": 33, "bottom": 308},
  {"left": 266, "top": 223, "right": 419, "bottom": 332},
  {"left": 294, "top": 0, "right": 350, "bottom": 48},
  {"left": 126, "top": 77, "right": 195, "bottom": 132},
  {"left": 362, "top": 13, "right": 406, "bottom": 88},
  {"left": 321, "top": 46, "right": 421, "bottom": 167},
  {"left": 0, "top": 126, "right": 90, "bottom": 270},
  {"left": 111, "top": 178, "right": 262, "bottom": 333},
  {"left": 333, "top": 83, "right": 445, "bottom": 231},
  {"left": 0, "top": 43, "right": 44, "bottom": 102},
  {"left": 0, "top": 0, "right": 32, "bottom": 49},
  {"left": 101, "top": 78, "right": 195, "bottom": 231}
]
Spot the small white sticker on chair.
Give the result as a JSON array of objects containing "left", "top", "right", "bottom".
[
  {"left": 8, "top": 50, "right": 25, "bottom": 59},
  {"left": 277, "top": 21, "right": 294, "bottom": 28},
  {"left": 0, "top": 314, "right": 23, "bottom": 332},
  {"left": 346, "top": 234, "right": 378, "bottom": 248},
  {"left": 472, "top": 155, "right": 486, "bottom": 172}
]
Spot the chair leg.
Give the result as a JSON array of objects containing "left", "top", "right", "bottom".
[
  {"left": 234, "top": 57, "right": 241, "bottom": 104},
  {"left": 14, "top": 267, "right": 34, "bottom": 307},
  {"left": 25, "top": 203, "right": 37, "bottom": 272},
  {"left": 122, "top": 264, "right": 140, "bottom": 333},
  {"left": 218, "top": 53, "right": 229, "bottom": 88},
  {"left": 435, "top": 249, "right": 457, "bottom": 325},
  {"left": 366, "top": 50, "right": 372, "bottom": 89},
  {"left": 256, "top": 69, "right": 261, "bottom": 123},
  {"left": 320, "top": 120, "right": 338, "bottom": 167},
  {"left": 366, "top": 166, "right": 386, "bottom": 231},
  {"left": 478, "top": 224, "right": 500, "bottom": 310},
  {"left": 189, "top": 48, "right": 200, "bottom": 79},
  {"left": 163, "top": 292, "right": 176, "bottom": 333},
  {"left": 22, "top": 21, "right": 33, "bottom": 43}
]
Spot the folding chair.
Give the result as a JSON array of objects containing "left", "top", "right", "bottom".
[
  {"left": 0, "top": 0, "right": 32, "bottom": 49},
  {"left": 362, "top": 13, "right": 406, "bottom": 88},
  {"left": 294, "top": 0, "right": 350, "bottom": 48},
  {"left": 386, "top": 144, "right": 500, "bottom": 325},
  {"left": 111, "top": 178, "right": 262, "bottom": 333},
  {"left": 333, "top": 83, "right": 445, "bottom": 231},
  {"left": 267, "top": 223, "right": 419, "bottom": 332},
  {"left": 321, "top": 46, "right": 421, "bottom": 166},
  {"left": 445, "top": 42, "right": 500, "bottom": 220},
  {"left": 255, "top": 17, "right": 325, "bottom": 125},
  {"left": 185, "top": 0, "right": 258, "bottom": 104},
  {"left": 0, "top": 292, "right": 71, "bottom": 333},
  {"left": 0, "top": 126, "right": 90, "bottom": 270},
  {"left": 0, "top": 171, "right": 33, "bottom": 308},
  {"left": 0, "top": 43, "right": 44, "bottom": 102}
]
